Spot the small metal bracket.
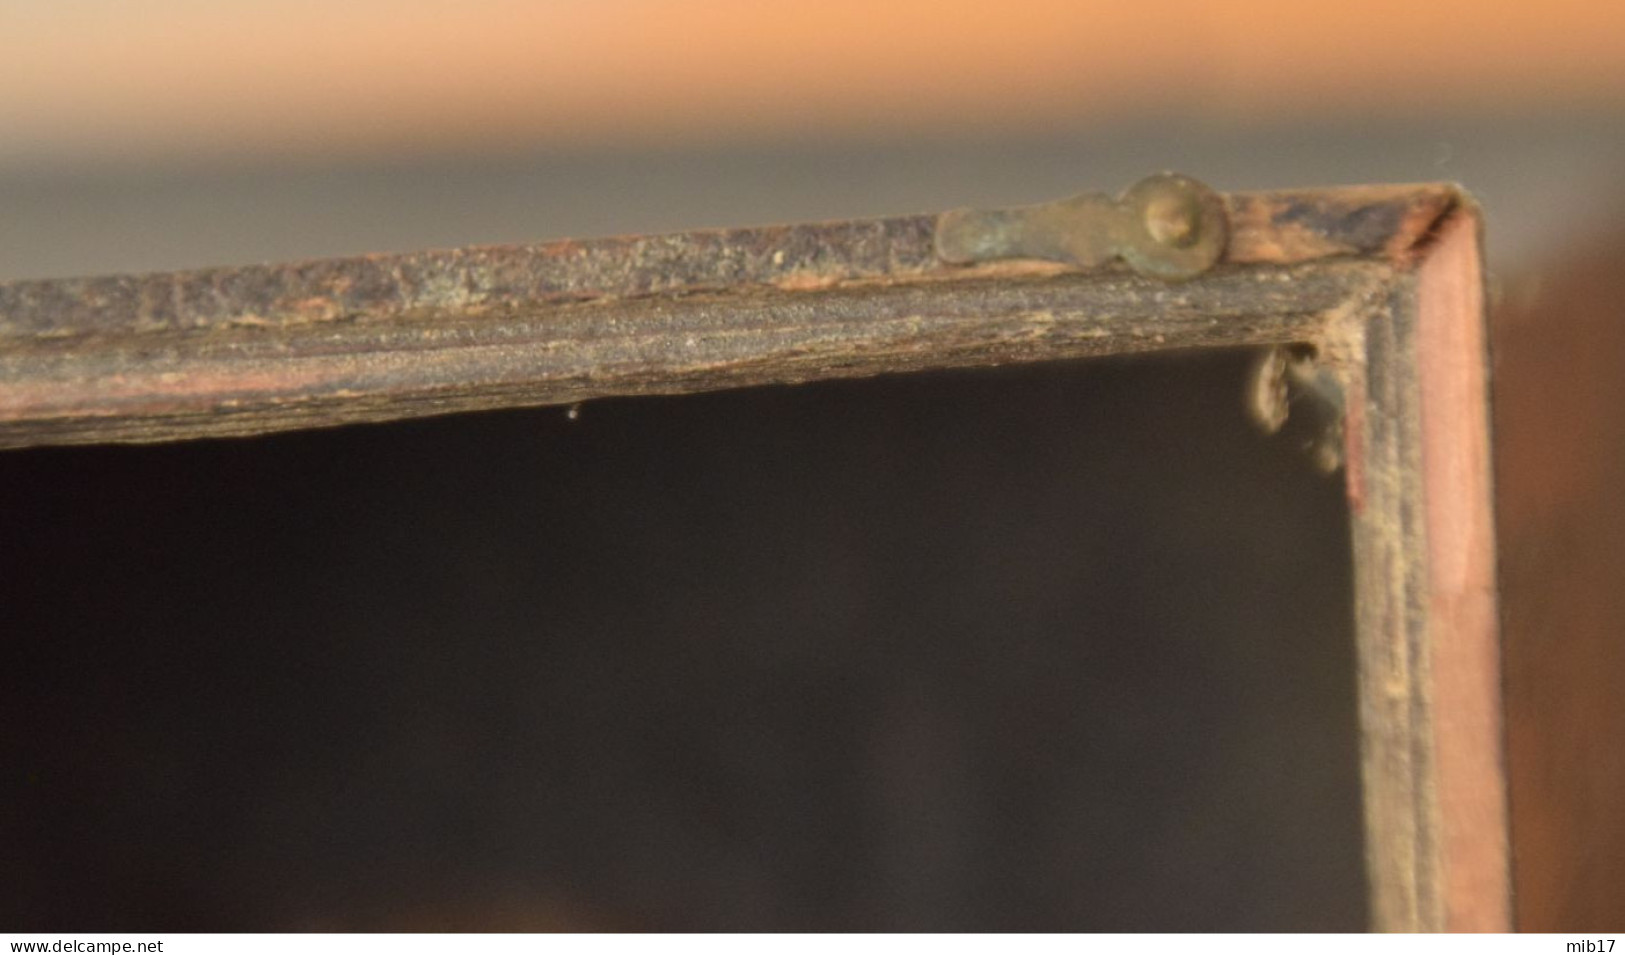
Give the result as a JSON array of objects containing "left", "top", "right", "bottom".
[
  {"left": 1246, "top": 345, "right": 1346, "bottom": 474},
  {"left": 934, "top": 173, "right": 1229, "bottom": 281}
]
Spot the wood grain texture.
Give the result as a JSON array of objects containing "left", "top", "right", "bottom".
[
  {"left": 0, "top": 178, "right": 1512, "bottom": 933},
  {"left": 0, "top": 265, "right": 1377, "bottom": 448},
  {"left": 0, "top": 185, "right": 1453, "bottom": 448},
  {"left": 1344, "top": 273, "right": 1434, "bottom": 931},
  {"left": 1415, "top": 211, "right": 1508, "bottom": 931},
  {"left": 1341, "top": 203, "right": 1509, "bottom": 931}
]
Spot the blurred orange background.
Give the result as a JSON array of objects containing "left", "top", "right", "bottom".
[
  {"left": 6, "top": 0, "right": 1625, "bottom": 284},
  {"left": 5, "top": 0, "right": 1625, "bottom": 167}
]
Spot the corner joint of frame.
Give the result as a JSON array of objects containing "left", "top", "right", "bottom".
[{"left": 1395, "top": 184, "right": 1480, "bottom": 269}]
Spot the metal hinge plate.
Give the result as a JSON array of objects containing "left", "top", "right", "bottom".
[{"left": 934, "top": 173, "right": 1228, "bottom": 281}]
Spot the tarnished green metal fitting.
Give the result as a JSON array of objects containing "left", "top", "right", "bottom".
[{"left": 934, "top": 173, "right": 1229, "bottom": 281}]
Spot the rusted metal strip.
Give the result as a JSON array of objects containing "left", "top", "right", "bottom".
[{"left": 0, "top": 182, "right": 1457, "bottom": 448}]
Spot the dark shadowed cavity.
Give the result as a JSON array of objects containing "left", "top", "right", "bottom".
[{"left": 0, "top": 348, "right": 1363, "bottom": 931}]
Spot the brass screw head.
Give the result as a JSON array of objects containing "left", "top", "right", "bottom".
[{"left": 1143, "top": 194, "right": 1199, "bottom": 248}]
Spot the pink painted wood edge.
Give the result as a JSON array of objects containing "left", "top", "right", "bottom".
[{"left": 1416, "top": 208, "right": 1511, "bottom": 931}]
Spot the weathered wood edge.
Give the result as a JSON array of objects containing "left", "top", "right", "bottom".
[
  {"left": 1337, "top": 198, "right": 1511, "bottom": 932},
  {"left": 0, "top": 178, "right": 1513, "bottom": 928},
  {"left": 0, "top": 264, "right": 1381, "bottom": 447},
  {"left": 0, "top": 183, "right": 1456, "bottom": 449},
  {"left": 1415, "top": 206, "right": 1509, "bottom": 932},
  {"left": 0, "top": 184, "right": 1456, "bottom": 344}
]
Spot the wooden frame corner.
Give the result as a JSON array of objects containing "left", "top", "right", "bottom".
[{"left": 0, "top": 181, "right": 1512, "bottom": 931}]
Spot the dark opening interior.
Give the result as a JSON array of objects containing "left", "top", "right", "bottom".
[{"left": 2, "top": 348, "right": 1364, "bottom": 931}]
